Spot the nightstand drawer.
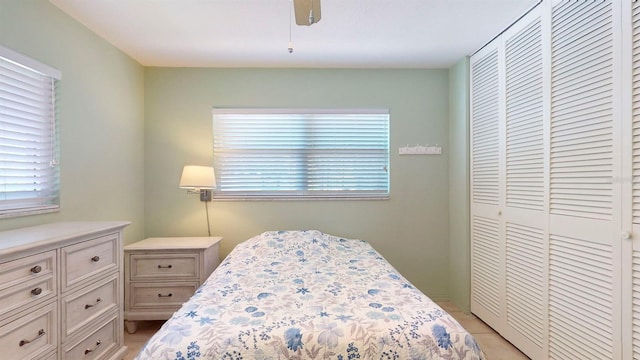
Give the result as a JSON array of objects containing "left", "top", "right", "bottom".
[
  {"left": 0, "top": 301, "right": 57, "bottom": 360},
  {"left": 62, "top": 313, "right": 119, "bottom": 360},
  {"left": 61, "top": 234, "right": 118, "bottom": 292},
  {"left": 62, "top": 274, "right": 118, "bottom": 341},
  {"left": 129, "top": 253, "right": 199, "bottom": 280},
  {"left": 129, "top": 282, "right": 198, "bottom": 309}
]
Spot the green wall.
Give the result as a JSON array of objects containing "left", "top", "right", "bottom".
[
  {"left": 448, "top": 57, "right": 471, "bottom": 311},
  {"left": 0, "top": 0, "right": 146, "bottom": 243},
  {"left": 144, "top": 67, "right": 452, "bottom": 298}
]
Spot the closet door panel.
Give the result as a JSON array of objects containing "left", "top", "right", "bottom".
[
  {"left": 502, "top": 7, "right": 547, "bottom": 358},
  {"left": 505, "top": 222, "right": 544, "bottom": 349},
  {"left": 471, "top": 47, "right": 501, "bottom": 208},
  {"left": 550, "top": 0, "right": 614, "bottom": 221},
  {"left": 505, "top": 17, "right": 545, "bottom": 213},
  {"left": 549, "top": 1, "right": 621, "bottom": 359},
  {"left": 549, "top": 234, "right": 615, "bottom": 359},
  {"left": 470, "top": 43, "right": 504, "bottom": 329},
  {"left": 631, "top": 0, "right": 640, "bottom": 357},
  {"left": 471, "top": 215, "right": 501, "bottom": 318}
]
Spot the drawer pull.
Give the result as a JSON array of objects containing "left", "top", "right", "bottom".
[
  {"left": 84, "top": 297, "right": 103, "bottom": 309},
  {"left": 157, "top": 293, "right": 173, "bottom": 298},
  {"left": 157, "top": 264, "right": 173, "bottom": 269},
  {"left": 31, "top": 287, "right": 43, "bottom": 296},
  {"left": 84, "top": 340, "right": 102, "bottom": 355},
  {"left": 91, "top": 256, "right": 100, "bottom": 262},
  {"left": 19, "top": 329, "right": 46, "bottom": 347},
  {"left": 30, "top": 265, "right": 42, "bottom": 274}
]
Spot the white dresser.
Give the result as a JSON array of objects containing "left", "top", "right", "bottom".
[
  {"left": 0, "top": 221, "right": 130, "bottom": 360},
  {"left": 124, "top": 237, "right": 221, "bottom": 334}
]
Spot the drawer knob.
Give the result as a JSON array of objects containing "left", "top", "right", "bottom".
[
  {"left": 84, "top": 297, "right": 103, "bottom": 309},
  {"left": 31, "top": 287, "right": 42, "bottom": 296},
  {"left": 91, "top": 256, "right": 100, "bottom": 262},
  {"left": 19, "top": 329, "right": 46, "bottom": 347},
  {"left": 157, "top": 264, "right": 173, "bottom": 269},
  {"left": 84, "top": 340, "right": 102, "bottom": 355},
  {"left": 30, "top": 265, "right": 42, "bottom": 274},
  {"left": 158, "top": 293, "right": 173, "bottom": 298}
]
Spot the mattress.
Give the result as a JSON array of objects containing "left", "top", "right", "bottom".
[{"left": 135, "top": 230, "right": 485, "bottom": 359}]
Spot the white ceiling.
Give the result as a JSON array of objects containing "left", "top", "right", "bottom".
[{"left": 48, "top": 0, "right": 539, "bottom": 69}]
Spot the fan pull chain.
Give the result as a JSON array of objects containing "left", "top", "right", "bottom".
[{"left": 288, "top": 0, "right": 294, "bottom": 53}]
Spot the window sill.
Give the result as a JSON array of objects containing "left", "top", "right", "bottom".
[{"left": 0, "top": 206, "right": 60, "bottom": 219}]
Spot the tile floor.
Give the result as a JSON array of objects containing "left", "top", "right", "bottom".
[
  {"left": 123, "top": 321, "right": 164, "bottom": 360},
  {"left": 123, "top": 302, "right": 530, "bottom": 360},
  {"left": 437, "top": 301, "right": 530, "bottom": 360}
]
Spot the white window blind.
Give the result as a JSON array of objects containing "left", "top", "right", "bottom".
[
  {"left": 0, "top": 45, "right": 60, "bottom": 217},
  {"left": 213, "top": 108, "right": 389, "bottom": 199}
]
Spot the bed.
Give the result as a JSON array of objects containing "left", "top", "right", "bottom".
[{"left": 135, "top": 230, "right": 485, "bottom": 359}]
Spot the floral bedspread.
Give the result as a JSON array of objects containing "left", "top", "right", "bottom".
[{"left": 135, "top": 230, "right": 485, "bottom": 360}]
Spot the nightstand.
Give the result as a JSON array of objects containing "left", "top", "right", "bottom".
[{"left": 123, "top": 236, "right": 222, "bottom": 333}]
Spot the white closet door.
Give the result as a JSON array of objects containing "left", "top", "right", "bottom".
[
  {"left": 549, "top": 1, "right": 622, "bottom": 359},
  {"left": 630, "top": 1, "right": 640, "bottom": 357},
  {"left": 502, "top": 6, "right": 548, "bottom": 358},
  {"left": 470, "top": 42, "right": 505, "bottom": 330}
]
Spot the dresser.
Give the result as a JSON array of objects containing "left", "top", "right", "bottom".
[
  {"left": 123, "top": 237, "right": 222, "bottom": 333},
  {"left": 0, "top": 221, "right": 129, "bottom": 360}
]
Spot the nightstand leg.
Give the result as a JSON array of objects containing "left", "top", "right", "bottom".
[{"left": 125, "top": 320, "right": 138, "bottom": 334}]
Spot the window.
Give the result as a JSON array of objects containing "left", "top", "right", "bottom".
[
  {"left": 0, "top": 45, "right": 61, "bottom": 217},
  {"left": 213, "top": 108, "right": 389, "bottom": 199}
]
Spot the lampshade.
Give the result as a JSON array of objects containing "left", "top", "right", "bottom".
[{"left": 179, "top": 165, "right": 216, "bottom": 190}]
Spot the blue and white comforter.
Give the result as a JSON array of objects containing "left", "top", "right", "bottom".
[{"left": 135, "top": 230, "right": 485, "bottom": 360}]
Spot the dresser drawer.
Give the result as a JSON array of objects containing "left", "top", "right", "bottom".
[
  {"left": 129, "top": 282, "right": 198, "bottom": 309},
  {"left": 129, "top": 253, "right": 199, "bottom": 280},
  {"left": 0, "top": 250, "right": 56, "bottom": 290},
  {"left": 39, "top": 351, "right": 57, "bottom": 360},
  {"left": 61, "top": 233, "right": 118, "bottom": 292},
  {"left": 62, "top": 314, "right": 119, "bottom": 360},
  {"left": 0, "top": 250, "right": 56, "bottom": 317},
  {"left": 62, "top": 274, "right": 118, "bottom": 341},
  {"left": 0, "top": 274, "right": 55, "bottom": 317},
  {"left": 0, "top": 301, "right": 57, "bottom": 360}
]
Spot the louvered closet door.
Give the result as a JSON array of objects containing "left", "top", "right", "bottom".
[
  {"left": 502, "top": 6, "right": 548, "bottom": 359},
  {"left": 470, "top": 41, "right": 505, "bottom": 330},
  {"left": 630, "top": 1, "right": 640, "bottom": 358},
  {"left": 549, "top": 1, "right": 622, "bottom": 359}
]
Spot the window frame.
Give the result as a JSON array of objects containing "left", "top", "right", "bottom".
[
  {"left": 0, "top": 45, "right": 61, "bottom": 218},
  {"left": 212, "top": 108, "right": 390, "bottom": 201}
]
